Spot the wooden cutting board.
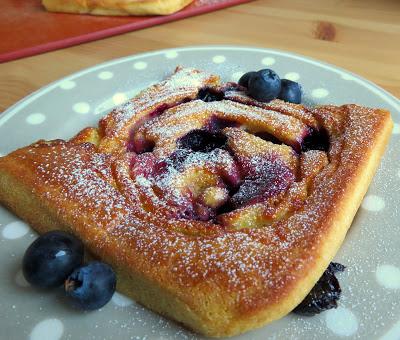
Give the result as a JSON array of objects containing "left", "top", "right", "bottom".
[{"left": 0, "top": 0, "right": 252, "bottom": 63}]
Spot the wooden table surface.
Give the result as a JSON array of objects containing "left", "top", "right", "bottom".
[{"left": 0, "top": 0, "right": 399, "bottom": 112}]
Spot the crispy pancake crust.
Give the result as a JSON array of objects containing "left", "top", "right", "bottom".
[
  {"left": 42, "top": 0, "right": 194, "bottom": 16},
  {"left": 0, "top": 68, "right": 393, "bottom": 337}
]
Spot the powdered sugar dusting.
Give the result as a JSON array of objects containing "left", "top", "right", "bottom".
[
  {"left": 99, "top": 67, "right": 219, "bottom": 142},
  {"left": 23, "top": 143, "right": 132, "bottom": 230},
  {"left": 4, "top": 66, "right": 393, "bottom": 338},
  {"left": 13, "top": 69, "right": 355, "bottom": 296},
  {"left": 137, "top": 99, "right": 309, "bottom": 152},
  {"left": 224, "top": 90, "right": 319, "bottom": 129}
]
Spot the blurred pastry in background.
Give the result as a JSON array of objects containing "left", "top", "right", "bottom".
[{"left": 42, "top": 0, "right": 195, "bottom": 16}]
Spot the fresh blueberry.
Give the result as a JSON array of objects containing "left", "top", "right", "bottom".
[
  {"left": 278, "top": 79, "right": 302, "bottom": 104},
  {"left": 197, "top": 88, "right": 224, "bottom": 102},
  {"left": 65, "top": 261, "right": 116, "bottom": 310},
  {"left": 238, "top": 71, "right": 257, "bottom": 88},
  {"left": 22, "top": 231, "right": 84, "bottom": 288},
  {"left": 247, "top": 69, "right": 281, "bottom": 102}
]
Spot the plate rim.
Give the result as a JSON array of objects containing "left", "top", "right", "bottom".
[
  {"left": 0, "top": 45, "right": 398, "bottom": 128},
  {"left": 0, "top": 44, "right": 399, "bottom": 339}
]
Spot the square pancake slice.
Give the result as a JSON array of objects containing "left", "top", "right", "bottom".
[{"left": 0, "top": 67, "right": 393, "bottom": 337}]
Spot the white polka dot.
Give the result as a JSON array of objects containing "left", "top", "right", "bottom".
[
  {"left": 2, "top": 221, "right": 30, "bottom": 239},
  {"left": 231, "top": 71, "right": 245, "bottom": 82},
  {"left": 133, "top": 61, "right": 147, "bottom": 70},
  {"left": 284, "top": 72, "right": 300, "bottom": 81},
  {"left": 361, "top": 194, "right": 385, "bottom": 212},
  {"left": 112, "top": 292, "right": 134, "bottom": 307},
  {"left": 15, "top": 269, "right": 30, "bottom": 287},
  {"left": 112, "top": 93, "right": 128, "bottom": 105},
  {"left": 341, "top": 73, "right": 355, "bottom": 81},
  {"left": 94, "top": 87, "right": 141, "bottom": 115},
  {"left": 212, "top": 55, "right": 226, "bottom": 64},
  {"left": 376, "top": 265, "right": 400, "bottom": 289},
  {"left": 59, "top": 80, "right": 76, "bottom": 90},
  {"left": 30, "top": 318, "right": 64, "bottom": 340},
  {"left": 165, "top": 51, "right": 178, "bottom": 59},
  {"left": 311, "top": 88, "right": 329, "bottom": 98},
  {"left": 392, "top": 123, "right": 399, "bottom": 134},
  {"left": 73, "top": 102, "right": 90, "bottom": 114},
  {"left": 98, "top": 71, "right": 114, "bottom": 80},
  {"left": 26, "top": 113, "right": 46, "bottom": 125},
  {"left": 325, "top": 307, "right": 358, "bottom": 336},
  {"left": 261, "top": 57, "right": 276, "bottom": 66}
]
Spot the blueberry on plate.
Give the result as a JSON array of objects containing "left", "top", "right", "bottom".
[
  {"left": 247, "top": 69, "right": 281, "bottom": 102},
  {"left": 293, "top": 262, "right": 345, "bottom": 316},
  {"left": 22, "top": 230, "right": 84, "bottom": 288},
  {"left": 278, "top": 79, "right": 302, "bottom": 104},
  {"left": 238, "top": 71, "right": 257, "bottom": 88},
  {"left": 65, "top": 261, "right": 116, "bottom": 310}
]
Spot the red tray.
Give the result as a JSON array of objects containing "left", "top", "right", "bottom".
[{"left": 0, "top": 0, "right": 252, "bottom": 63}]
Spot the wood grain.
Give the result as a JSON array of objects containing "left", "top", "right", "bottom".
[{"left": 0, "top": 0, "right": 399, "bottom": 112}]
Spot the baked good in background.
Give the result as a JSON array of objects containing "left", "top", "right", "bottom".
[{"left": 42, "top": 0, "right": 195, "bottom": 16}]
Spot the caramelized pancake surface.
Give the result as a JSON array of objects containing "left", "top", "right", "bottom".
[{"left": 0, "top": 67, "right": 393, "bottom": 337}]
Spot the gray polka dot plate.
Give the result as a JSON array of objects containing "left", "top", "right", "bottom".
[{"left": 0, "top": 46, "right": 399, "bottom": 340}]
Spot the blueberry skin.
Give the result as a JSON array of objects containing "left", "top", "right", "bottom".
[
  {"left": 178, "top": 129, "right": 227, "bottom": 153},
  {"left": 293, "top": 262, "right": 345, "bottom": 316},
  {"left": 65, "top": 262, "right": 116, "bottom": 310},
  {"left": 247, "top": 69, "right": 281, "bottom": 102},
  {"left": 301, "top": 128, "right": 330, "bottom": 152},
  {"left": 197, "top": 88, "right": 224, "bottom": 102},
  {"left": 22, "top": 231, "right": 84, "bottom": 288},
  {"left": 238, "top": 71, "right": 257, "bottom": 88},
  {"left": 278, "top": 79, "right": 302, "bottom": 104}
]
